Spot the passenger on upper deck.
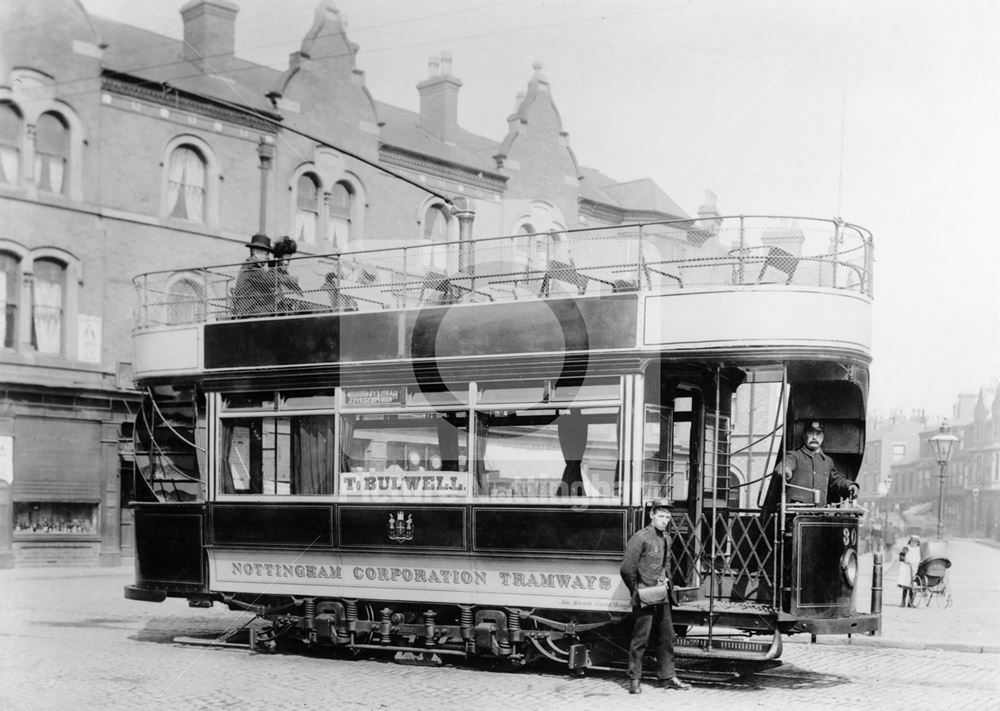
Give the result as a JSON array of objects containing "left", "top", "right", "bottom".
[
  {"left": 232, "top": 234, "right": 277, "bottom": 317},
  {"left": 271, "top": 236, "right": 309, "bottom": 313},
  {"left": 322, "top": 266, "right": 359, "bottom": 313},
  {"left": 776, "top": 421, "right": 859, "bottom": 505}
]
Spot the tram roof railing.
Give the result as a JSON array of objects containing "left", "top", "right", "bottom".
[{"left": 132, "top": 215, "right": 873, "bottom": 330}]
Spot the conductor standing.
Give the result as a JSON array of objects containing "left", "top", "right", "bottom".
[{"left": 619, "top": 498, "right": 691, "bottom": 694}]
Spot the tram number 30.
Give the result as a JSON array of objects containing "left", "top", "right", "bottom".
[{"left": 842, "top": 528, "right": 857, "bottom": 546}]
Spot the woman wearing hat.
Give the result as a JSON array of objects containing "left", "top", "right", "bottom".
[{"left": 897, "top": 535, "right": 922, "bottom": 607}]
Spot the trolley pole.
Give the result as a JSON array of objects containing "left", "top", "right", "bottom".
[{"left": 870, "top": 550, "right": 883, "bottom": 635}]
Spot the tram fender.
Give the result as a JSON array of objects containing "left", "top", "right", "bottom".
[
  {"left": 124, "top": 585, "right": 166, "bottom": 603},
  {"left": 782, "top": 613, "right": 880, "bottom": 636}
]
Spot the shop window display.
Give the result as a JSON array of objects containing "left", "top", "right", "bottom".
[{"left": 13, "top": 501, "right": 98, "bottom": 535}]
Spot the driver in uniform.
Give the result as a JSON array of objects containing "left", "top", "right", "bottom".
[{"left": 778, "top": 421, "right": 859, "bottom": 505}]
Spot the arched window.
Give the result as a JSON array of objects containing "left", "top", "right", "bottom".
[
  {"left": 514, "top": 223, "right": 549, "bottom": 267},
  {"left": 167, "top": 278, "right": 206, "bottom": 325},
  {"left": 1, "top": 252, "right": 20, "bottom": 348},
  {"left": 31, "top": 258, "right": 65, "bottom": 354},
  {"left": 0, "top": 102, "right": 21, "bottom": 186},
  {"left": 328, "top": 181, "right": 353, "bottom": 249},
  {"left": 166, "top": 145, "right": 206, "bottom": 222},
  {"left": 295, "top": 173, "right": 320, "bottom": 245},
  {"left": 35, "top": 112, "right": 68, "bottom": 195},
  {"left": 423, "top": 204, "right": 450, "bottom": 269}
]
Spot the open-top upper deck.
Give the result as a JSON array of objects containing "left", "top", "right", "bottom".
[{"left": 132, "top": 215, "right": 873, "bottom": 382}]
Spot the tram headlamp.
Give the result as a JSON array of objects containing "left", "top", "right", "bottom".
[{"left": 840, "top": 549, "right": 859, "bottom": 588}]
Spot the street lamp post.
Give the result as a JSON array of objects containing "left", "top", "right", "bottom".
[{"left": 929, "top": 423, "right": 959, "bottom": 540}]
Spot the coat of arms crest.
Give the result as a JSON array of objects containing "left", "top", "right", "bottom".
[{"left": 388, "top": 511, "right": 414, "bottom": 542}]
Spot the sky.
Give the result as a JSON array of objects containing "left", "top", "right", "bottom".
[{"left": 78, "top": 0, "right": 1000, "bottom": 420}]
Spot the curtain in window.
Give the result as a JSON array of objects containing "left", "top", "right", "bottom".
[
  {"left": 0, "top": 145, "right": 17, "bottom": 185},
  {"left": 0, "top": 103, "right": 20, "bottom": 185},
  {"left": 295, "top": 210, "right": 317, "bottom": 244},
  {"left": 183, "top": 147, "right": 205, "bottom": 221},
  {"left": 32, "top": 276, "right": 62, "bottom": 354},
  {"left": 296, "top": 175, "right": 319, "bottom": 244},
  {"left": 0, "top": 270, "right": 9, "bottom": 348},
  {"left": 330, "top": 215, "right": 350, "bottom": 248},
  {"left": 292, "top": 415, "right": 336, "bottom": 495},
  {"left": 166, "top": 149, "right": 185, "bottom": 217},
  {"left": 328, "top": 182, "right": 352, "bottom": 247},
  {"left": 194, "top": 414, "right": 208, "bottom": 492},
  {"left": 557, "top": 409, "right": 588, "bottom": 496},
  {"left": 424, "top": 205, "right": 449, "bottom": 269},
  {"left": 220, "top": 423, "right": 236, "bottom": 494},
  {"left": 340, "top": 414, "right": 355, "bottom": 473},
  {"left": 438, "top": 415, "right": 461, "bottom": 472},
  {"left": 474, "top": 413, "right": 490, "bottom": 493},
  {"left": 34, "top": 113, "right": 68, "bottom": 194},
  {"left": 167, "top": 146, "right": 205, "bottom": 221}
]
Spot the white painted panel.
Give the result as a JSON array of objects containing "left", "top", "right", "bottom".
[
  {"left": 132, "top": 327, "right": 201, "bottom": 377},
  {"left": 209, "top": 549, "right": 631, "bottom": 612},
  {"left": 644, "top": 287, "right": 871, "bottom": 354}
]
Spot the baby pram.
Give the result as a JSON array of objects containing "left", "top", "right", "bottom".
[{"left": 911, "top": 539, "right": 952, "bottom": 608}]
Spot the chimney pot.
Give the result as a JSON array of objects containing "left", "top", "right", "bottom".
[
  {"left": 180, "top": 0, "right": 239, "bottom": 70},
  {"left": 418, "top": 51, "right": 461, "bottom": 140}
]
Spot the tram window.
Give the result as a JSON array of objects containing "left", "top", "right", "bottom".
[
  {"left": 340, "top": 412, "right": 470, "bottom": 497},
  {"left": 642, "top": 404, "right": 690, "bottom": 502},
  {"left": 222, "top": 392, "right": 277, "bottom": 411},
  {"left": 282, "top": 392, "right": 336, "bottom": 410},
  {"left": 406, "top": 385, "right": 469, "bottom": 407},
  {"left": 478, "top": 377, "right": 620, "bottom": 406},
  {"left": 220, "top": 415, "right": 336, "bottom": 495},
  {"left": 475, "top": 407, "right": 620, "bottom": 499}
]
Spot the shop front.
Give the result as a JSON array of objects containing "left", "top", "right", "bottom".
[{"left": 1, "top": 402, "right": 127, "bottom": 567}]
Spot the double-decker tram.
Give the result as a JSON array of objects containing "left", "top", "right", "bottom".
[{"left": 125, "top": 215, "right": 878, "bottom": 676}]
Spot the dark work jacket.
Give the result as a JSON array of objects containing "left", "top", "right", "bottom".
[
  {"left": 781, "top": 446, "right": 856, "bottom": 505},
  {"left": 620, "top": 524, "right": 669, "bottom": 595}
]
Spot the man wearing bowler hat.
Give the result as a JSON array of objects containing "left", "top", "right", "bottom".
[
  {"left": 620, "top": 498, "right": 691, "bottom": 694},
  {"left": 778, "top": 421, "right": 859, "bottom": 505},
  {"left": 233, "top": 233, "right": 276, "bottom": 317}
]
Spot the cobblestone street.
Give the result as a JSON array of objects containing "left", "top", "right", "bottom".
[{"left": 2, "top": 540, "right": 999, "bottom": 710}]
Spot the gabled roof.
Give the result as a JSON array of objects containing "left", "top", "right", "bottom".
[
  {"left": 87, "top": 11, "right": 685, "bottom": 214},
  {"left": 579, "top": 168, "right": 690, "bottom": 219},
  {"left": 601, "top": 177, "right": 689, "bottom": 219}
]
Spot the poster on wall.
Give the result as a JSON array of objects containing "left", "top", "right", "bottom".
[
  {"left": 77, "top": 315, "right": 102, "bottom": 363},
  {"left": 0, "top": 435, "right": 12, "bottom": 485}
]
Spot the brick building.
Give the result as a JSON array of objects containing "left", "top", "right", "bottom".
[
  {"left": 0, "top": 0, "right": 710, "bottom": 565},
  {"left": 862, "top": 387, "right": 1000, "bottom": 543}
]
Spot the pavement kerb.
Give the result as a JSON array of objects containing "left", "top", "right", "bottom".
[{"left": 783, "top": 634, "right": 1000, "bottom": 654}]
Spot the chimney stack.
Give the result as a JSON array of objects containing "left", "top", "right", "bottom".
[
  {"left": 180, "top": 0, "right": 239, "bottom": 70},
  {"left": 417, "top": 51, "right": 462, "bottom": 141}
]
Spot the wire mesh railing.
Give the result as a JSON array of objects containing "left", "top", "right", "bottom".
[
  {"left": 672, "top": 509, "right": 779, "bottom": 609},
  {"left": 133, "top": 215, "right": 873, "bottom": 330}
]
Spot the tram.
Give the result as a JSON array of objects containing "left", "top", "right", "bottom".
[{"left": 124, "top": 215, "right": 879, "bottom": 674}]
